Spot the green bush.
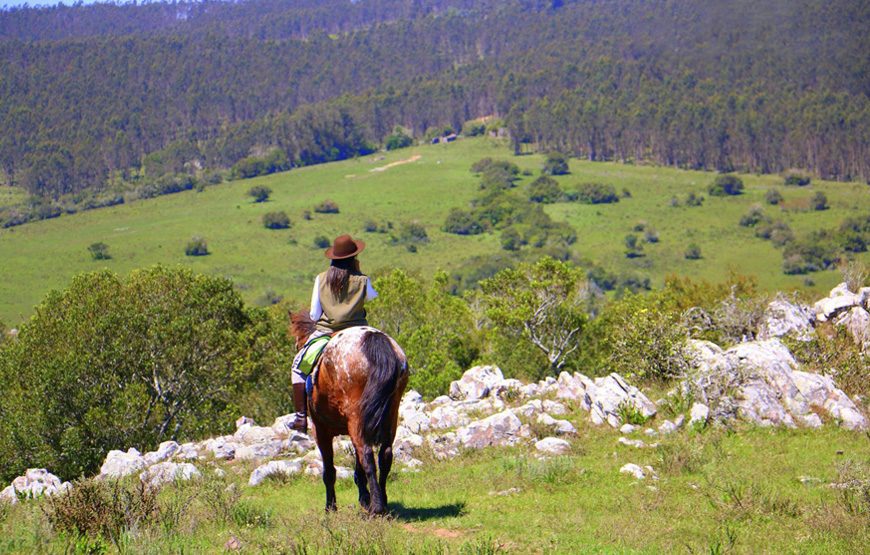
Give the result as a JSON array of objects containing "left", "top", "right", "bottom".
[
  {"left": 247, "top": 185, "right": 272, "bottom": 203},
  {"left": 88, "top": 242, "right": 111, "bottom": 260},
  {"left": 470, "top": 158, "right": 518, "bottom": 176},
  {"left": 709, "top": 174, "right": 744, "bottom": 196},
  {"left": 231, "top": 149, "right": 289, "bottom": 180},
  {"left": 369, "top": 270, "right": 479, "bottom": 398},
  {"left": 313, "top": 235, "right": 330, "bottom": 248},
  {"left": 755, "top": 220, "right": 794, "bottom": 247},
  {"left": 811, "top": 191, "right": 829, "bottom": 211},
  {"left": 461, "top": 120, "right": 487, "bottom": 137},
  {"left": 765, "top": 188, "right": 783, "bottom": 205},
  {"left": 685, "top": 192, "right": 705, "bottom": 206},
  {"left": 739, "top": 205, "right": 771, "bottom": 227},
  {"left": 684, "top": 243, "right": 702, "bottom": 259},
  {"left": 541, "top": 152, "right": 569, "bottom": 176},
  {"left": 262, "top": 211, "right": 291, "bottom": 230},
  {"left": 527, "top": 176, "right": 563, "bottom": 203},
  {"left": 314, "top": 199, "right": 340, "bottom": 214},
  {"left": 0, "top": 266, "right": 291, "bottom": 480},
  {"left": 624, "top": 234, "right": 644, "bottom": 258},
  {"left": 442, "top": 208, "right": 485, "bottom": 235},
  {"left": 384, "top": 130, "right": 413, "bottom": 151},
  {"left": 574, "top": 183, "right": 619, "bottom": 204},
  {"left": 783, "top": 169, "right": 811, "bottom": 186},
  {"left": 185, "top": 236, "right": 209, "bottom": 256}
]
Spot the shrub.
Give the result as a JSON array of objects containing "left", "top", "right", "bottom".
[
  {"left": 685, "top": 243, "right": 702, "bottom": 259},
  {"left": 624, "top": 234, "right": 644, "bottom": 258},
  {"left": 231, "top": 149, "right": 289, "bottom": 180},
  {"left": 527, "top": 176, "right": 564, "bottom": 203},
  {"left": 314, "top": 199, "right": 340, "bottom": 214},
  {"left": 461, "top": 120, "right": 486, "bottom": 137},
  {"left": 811, "top": 191, "right": 829, "bottom": 211},
  {"left": 393, "top": 221, "right": 428, "bottom": 249},
  {"left": 644, "top": 228, "right": 660, "bottom": 243},
  {"left": 0, "top": 266, "right": 291, "bottom": 480},
  {"left": 500, "top": 227, "right": 523, "bottom": 251},
  {"left": 471, "top": 158, "right": 518, "bottom": 176},
  {"left": 755, "top": 221, "right": 794, "bottom": 247},
  {"left": 442, "top": 208, "right": 485, "bottom": 235},
  {"left": 765, "top": 188, "right": 783, "bottom": 205},
  {"left": 185, "top": 236, "right": 209, "bottom": 256},
  {"left": 364, "top": 219, "right": 390, "bottom": 233},
  {"left": 302, "top": 209, "right": 312, "bottom": 220},
  {"left": 542, "top": 152, "right": 569, "bottom": 175},
  {"left": 88, "top": 242, "right": 111, "bottom": 260},
  {"left": 262, "top": 211, "right": 291, "bottom": 230},
  {"left": 783, "top": 169, "right": 811, "bottom": 186},
  {"left": 480, "top": 164, "right": 520, "bottom": 191},
  {"left": 686, "top": 192, "right": 705, "bottom": 206},
  {"left": 384, "top": 129, "right": 413, "bottom": 150},
  {"left": 247, "top": 185, "right": 272, "bottom": 203},
  {"left": 313, "top": 235, "right": 330, "bottom": 249},
  {"left": 709, "top": 174, "right": 744, "bottom": 196},
  {"left": 739, "top": 205, "right": 771, "bottom": 227},
  {"left": 669, "top": 196, "right": 681, "bottom": 207},
  {"left": 621, "top": 188, "right": 632, "bottom": 198},
  {"left": 574, "top": 183, "right": 619, "bottom": 204}
]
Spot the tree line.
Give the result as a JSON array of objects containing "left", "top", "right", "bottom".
[{"left": 0, "top": 0, "right": 867, "bottom": 205}]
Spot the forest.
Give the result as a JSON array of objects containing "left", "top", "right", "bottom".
[{"left": 0, "top": 0, "right": 868, "bottom": 211}]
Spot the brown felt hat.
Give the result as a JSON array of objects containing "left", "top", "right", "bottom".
[{"left": 325, "top": 234, "right": 366, "bottom": 260}]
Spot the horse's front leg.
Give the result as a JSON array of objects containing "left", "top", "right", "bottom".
[
  {"left": 315, "top": 430, "right": 337, "bottom": 511},
  {"left": 377, "top": 444, "right": 393, "bottom": 508}
]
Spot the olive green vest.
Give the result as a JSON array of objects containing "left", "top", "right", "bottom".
[{"left": 316, "top": 271, "right": 369, "bottom": 333}]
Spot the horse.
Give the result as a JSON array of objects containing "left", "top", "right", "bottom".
[{"left": 289, "top": 311, "right": 409, "bottom": 515}]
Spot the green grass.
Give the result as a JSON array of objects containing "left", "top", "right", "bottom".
[
  {"left": 1, "top": 137, "right": 868, "bottom": 324},
  {"left": 1, "top": 423, "right": 867, "bottom": 553},
  {"left": 0, "top": 184, "right": 27, "bottom": 207}
]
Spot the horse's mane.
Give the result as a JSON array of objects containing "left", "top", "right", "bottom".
[{"left": 289, "top": 310, "right": 316, "bottom": 349}]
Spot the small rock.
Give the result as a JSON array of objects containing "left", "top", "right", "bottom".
[
  {"left": 249, "top": 459, "right": 302, "bottom": 486},
  {"left": 225, "top": 535, "right": 242, "bottom": 551},
  {"left": 100, "top": 448, "right": 147, "bottom": 478},
  {"left": 618, "top": 437, "right": 647, "bottom": 449},
  {"left": 489, "top": 487, "right": 522, "bottom": 496},
  {"left": 336, "top": 466, "right": 354, "bottom": 480},
  {"left": 619, "top": 463, "right": 647, "bottom": 480},
  {"left": 535, "top": 437, "right": 571, "bottom": 455},
  {"left": 448, "top": 365, "right": 505, "bottom": 400},
  {"left": 456, "top": 409, "right": 523, "bottom": 449},
  {"left": 140, "top": 462, "right": 200, "bottom": 488},
  {"left": 619, "top": 423, "right": 639, "bottom": 434},
  {"left": 689, "top": 403, "right": 710, "bottom": 426},
  {"left": 644, "top": 428, "right": 658, "bottom": 437},
  {"left": 536, "top": 413, "right": 577, "bottom": 435}
]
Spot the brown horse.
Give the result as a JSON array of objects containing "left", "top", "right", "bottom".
[{"left": 289, "top": 311, "right": 408, "bottom": 515}]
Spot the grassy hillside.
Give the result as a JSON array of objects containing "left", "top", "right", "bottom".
[
  {"left": 1, "top": 137, "right": 868, "bottom": 324},
  {"left": 1, "top": 422, "right": 867, "bottom": 553}
]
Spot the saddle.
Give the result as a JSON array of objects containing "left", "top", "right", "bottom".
[{"left": 299, "top": 334, "right": 331, "bottom": 397}]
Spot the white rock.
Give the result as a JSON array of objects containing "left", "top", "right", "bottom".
[
  {"left": 0, "top": 485, "right": 17, "bottom": 504},
  {"left": 618, "top": 437, "right": 647, "bottom": 449},
  {"left": 834, "top": 306, "right": 870, "bottom": 348},
  {"left": 619, "top": 463, "right": 647, "bottom": 480},
  {"left": 401, "top": 390, "right": 424, "bottom": 406},
  {"left": 535, "top": 437, "right": 571, "bottom": 455},
  {"left": 814, "top": 291, "right": 861, "bottom": 322},
  {"left": 235, "top": 416, "right": 256, "bottom": 429},
  {"left": 428, "top": 395, "right": 452, "bottom": 408},
  {"left": 428, "top": 404, "right": 470, "bottom": 429},
  {"left": 206, "top": 437, "right": 238, "bottom": 460},
  {"left": 542, "top": 400, "right": 568, "bottom": 415},
  {"left": 620, "top": 423, "right": 639, "bottom": 434},
  {"left": 585, "top": 373, "right": 656, "bottom": 428},
  {"left": 456, "top": 409, "right": 523, "bottom": 449},
  {"left": 644, "top": 428, "right": 658, "bottom": 437},
  {"left": 689, "top": 403, "right": 710, "bottom": 426},
  {"left": 449, "top": 365, "right": 505, "bottom": 400},
  {"left": 516, "top": 399, "right": 544, "bottom": 418},
  {"left": 536, "top": 413, "right": 577, "bottom": 435},
  {"left": 829, "top": 283, "right": 853, "bottom": 297},
  {"left": 758, "top": 296, "right": 815, "bottom": 341},
  {"left": 3, "top": 469, "right": 69, "bottom": 502},
  {"left": 271, "top": 414, "right": 297, "bottom": 435},
  {"left": 493, "top": 378, "right": 525, "bottom": 400},
  {"left": 143, "top": 441, "right": 179, "bottom": 465},
  {"left": 657, "top": 416, "right": 684, "bottom": 435},
  {"left": 400, "top": 405, "right": 432, "bottom": 433},
  {"left": 336, "top": 466, "right": 354, "bottom": 480},
  {"left": 427, "top": 432, "right": 460, "bottom": 460},
  {"left": 249, "top": 459, "right": 302, "bottom": 486},
  {"left": 140, "top": 462, "right": 200, "bottom": 488},
  {"left": 100, "top": 448, "right": 147, "bottom": 478},
  {"left": 235, "top": 439, "right": 289, "bottom": 461},
  {"left": 233, "top": 424, "right": 277, "bottom": 445}
]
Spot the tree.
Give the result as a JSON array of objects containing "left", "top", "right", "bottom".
[
  {"left": 478, "top": 257, "right": 587, "bottom": 371},
  {"left": 708, "top": 174, "right": 744, "bottom": 196},
  {"left": 247, "top": 185, "right": 272, "bottom": 203},
  {"left": 385, "top": 129, "right": 413, "bottom": 150},
  {"left": 88, "top": 242, "right": 111, "bottom": 260},
  {"left": 811, "top": 192, "right": 829, "bottom": 211},
  {"left": 542, "top": 152, "right": 569, "bottom": 175},
  {"left": 0, "top": 267, "right": 291, "bottom": 480},
  {"left": 527, "top": 175, "right": 563, "bottom": 203},
  {"left": 262, "top": 211, "right": 291, "bottom": 229}
]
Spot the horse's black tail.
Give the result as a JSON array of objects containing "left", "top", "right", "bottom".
[{"left": 360, "top": 331, "right": 405, "bottom": 445}]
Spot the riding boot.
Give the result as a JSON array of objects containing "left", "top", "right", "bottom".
[{"left": 291, "top": 382, "right": 308, "bottom": 434}]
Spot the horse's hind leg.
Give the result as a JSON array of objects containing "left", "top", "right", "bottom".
[
  {"left": 351, "top": 436, "right": 386, "bottom": 515},
  {"left": 377, "top": 444, "right": 393, "bottom": 507},
  {"left": 315, "top": 431, "right": 337, "bottom": 511},
  {"left": 353, "top": 451, "right": 370, "bottom": 509}
]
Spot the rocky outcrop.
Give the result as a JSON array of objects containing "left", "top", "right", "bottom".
[
  {"left": 449, "top": 365, "right": 506, "bottom": 400},
  {"left": 456, "top": 409, "right": 525, "bottom": 449},
  {"left": 759, "top": 296, "right": 815, "bottom": 341},
  {"left": 685, "top": 338, "right": 867, "bottom": 430},
  {"left": 1, "top": 469, "right": 70, "bottom": 504},
  {"left": 140, "top": 462, "right": 200, "bottom": 488},
  {"left": 813, "top": 283, "right": 870, "bottom": 323}
]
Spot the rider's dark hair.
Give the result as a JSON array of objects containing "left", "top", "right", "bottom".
[{"left": 326, "top": 256, "right": 361, "bottom": 298}]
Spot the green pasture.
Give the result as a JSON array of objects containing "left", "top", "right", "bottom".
[
  {"left": 1, "top": 420, "right": 867, "bottom": 553},
  {"left": 1, "top": 137, "right": 868, "bottom": 324}
]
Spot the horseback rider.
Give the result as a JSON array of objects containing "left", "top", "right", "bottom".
[{"left": 290, "top": 234, "right": 378, "bottom": 433}]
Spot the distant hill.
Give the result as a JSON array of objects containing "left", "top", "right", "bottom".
[{"left": 0, "top": 0, "right": 868, "bottom": 207}]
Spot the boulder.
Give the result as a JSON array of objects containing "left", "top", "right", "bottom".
[
  {"left": 143, "top": 441, "right": 179, "bottom": 465},
  {"left": 270, "top": 415, "right": 297, "bottom": 435},
  {"left": 536, "top": 413, "right": 577, "bottom": 435},
  {"left": 100, "top": 448, "right": 147, "bottom": 478},
  {"left": 586, "top": 373, "right": 656, "bottom": 428},
  {"left": 618, "top": 437, "right": 647, "bottom": 449},
  {"left": 619, "top": 463, "right": 647, "bottom": 480},
  {"left": 235, "top": 439, "right": 289, "bottom": 461},
  {"left": 205, "top": 437, "right": 238, "bottom": 460},
  {"left": 814, "top": 284, "right": 861, "bottom": 322},
  {"left": 448, "top": 365, "right": 505, "bottom": 400},
  {"left": 619, "top": 423, "right": 639, "bottom": 434},
  {"left": 428, "top": 404, "right": 470, "bottom": 430},
  {"left": 2, "top": 469, "right": 70, "bottom": 503},
  {"left": 834, "top": 306, "right": 870, "bottom": 348},
  {"left": 140, "top": 462, "right": 200, "bottom": 488},
  {"left": 235, "top": 416, "right": 256, "bottom": 429},
  {"left": 233, "top": 424, "right": 277, "bottom": 445},
  {"left": 758, "top": 296, "right": 815, "bottom": 341},
  {"left": 657, "top": 417, "right": 683, "bottom": 435},
  {"left": 175, "top": 442, "right": 200, "bottom": 460},
  {"left": 427, "top": 432, "right": 460, "bottom": 460},
  {"left": 399, "top": 404, "right": 431, "bottom": 434},
  {"left": 456, "top": 410, "right": 524, "bottom": 449},
  {"left": 248, "top": 459, "right": 302, "bottom": 486},
  {"left": 689, "top": 403, "right": 710, "bottom": 426},
  {"left": 535, "top": 437, "right": 571, "bottom": 455},
  {"left": 516, "top": 399, "right": 544, "bottom": 418},
  {"left": 393, "top": 426, "right": 424, "bottom": 462},
  {"left": 493, "top": 378, "right": 525, "bottom": 399}
]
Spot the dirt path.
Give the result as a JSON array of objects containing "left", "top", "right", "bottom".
[{"left": 369, "top": 154, "right": 421, "bottom": 172}]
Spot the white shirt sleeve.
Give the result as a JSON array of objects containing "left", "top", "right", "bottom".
[
  {"left": 365, "top": 278, "right": 378, "bottom": 301},
  {"left": 309, "top": 275, "right": 323, "bottom": 321}
]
